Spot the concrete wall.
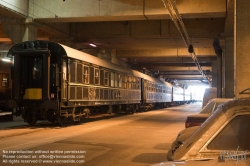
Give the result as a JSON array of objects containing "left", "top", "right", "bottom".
[{"left": 0, "top": 0, "right": 28, "bottom": 16}]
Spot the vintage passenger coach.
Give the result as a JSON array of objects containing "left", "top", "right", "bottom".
[{"left": 6, "top": 40, "right": 185, "bottom": 125}]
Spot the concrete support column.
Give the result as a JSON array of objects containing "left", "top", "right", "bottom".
[
  {"left": 3, "top": 22, "right": 37, "bottom": 44},
  {"left": 224, "top": 37, "right": 234, "bottom": 98},
  {"left": 212, "top": 61, "right": 218, "bottom": 88},
  {"left": 234, "top": 1, "right": 250, "bottom": 98}
]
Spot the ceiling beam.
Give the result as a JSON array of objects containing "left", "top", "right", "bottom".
[
  {"left": 156, "top": 70, "right": 211, "bottom": 75},
  {"left": 128, "top": 57, "right": 217, "bottom": 63},
  {"left": 29, "top": 0, "right": 226, "bottom": 22},
  {"left": 117, "top": 48, "right": 216, "bottom": 58},
  {"left": 134, "top": 62, "right": 211, "bottom": 67},
  {"left": 145, "top": 66, "right": 212, "bottom": 71}
]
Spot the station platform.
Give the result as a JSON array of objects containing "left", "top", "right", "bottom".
[
  {"left": 0, "top": 113, "right": 120, "bottom": 139},
  {"left": 0, "top": 115, "right": 47, "bottom": 139}
]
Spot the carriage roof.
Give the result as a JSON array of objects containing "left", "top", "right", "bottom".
[{"left": 8, "top": 40, "right": 172, "bottom": 87}]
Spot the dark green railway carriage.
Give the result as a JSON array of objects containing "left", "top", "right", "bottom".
[{"left": 6, "top": 40, "right": 174, "bottom": 125}]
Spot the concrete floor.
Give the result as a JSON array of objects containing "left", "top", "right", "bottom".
[{"left": 0, "top": 103, "right": 201, "bottom": 166}]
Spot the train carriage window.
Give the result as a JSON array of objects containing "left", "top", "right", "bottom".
[
  {"left": 77, "top": 63, "right": 82, "bottom": 83},
  {"left": 69, "top": 62, "right": 76, "bottom": 82},
  {"left": 128, "top": 76, "right": 132, "bottom": 82},
  {"left": 19, "top": 56, "right": 44, "bottom": 92},
  {"left": 134, "top": 77, "right": 137, "bottom": 89},
  {"left": 147, "top": 81, "right": 149, "bottom": 91},
  {"left": 110, "top": 72, "right": 115, "bottom": 87},
  {"left": 83, "top": 66, "right": 89, "bottom": 84},
  {"left": 114, "top": 73, "right": 118, "bottom": 87},
  {"left": 104, "top": 70, "right": 109, "bottom": 86},
  {"left": 94, "top": 68, "right": 100, "bottom": 85},
  {"left": 62, "top": 61, "right": 67, "bottom": 99},
  {"left": 118, "top": 74, "right": 122, "bottom": 88},
  {"left": 123, "top": 75, "right": 127, "bottom": 89},
  {"left": 32, "top": 58, "right": 42, "bottom": 80},
  {"left": 1, "top": 73, "right": 9, "bottom": 88},
  {"left": 131, "top": 77, "right": 135, "bottom": 89},
  {"left": 127, "top": 76, "right": 131, "bottom": 89}
]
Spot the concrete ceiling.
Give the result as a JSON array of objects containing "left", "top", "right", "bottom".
[{"left": 0, "top": 0, "right": 233, "bottom": 86}]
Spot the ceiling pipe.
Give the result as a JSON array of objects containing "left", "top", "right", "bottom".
[
  {"left": 161, "top": 0, "right": 211, "bottom": 87},
  {"left": 213, "top": 38, "right": 223, "bottom": 98}
]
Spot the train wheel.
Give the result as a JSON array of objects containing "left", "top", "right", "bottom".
[
  {"left": 58, "top": 117, "right": 67, "bottom": 126},
  {"left": 83, "top": 108, "right": 90, "bottom": 118},
  {"left": 79, "top": 116, "right": 84, "bottom": 123},
  {"left": 135, "top": 104, "right": 139, "bottom": 113},
  {"left": 131, "top": 105, "right": 136, "bottom": 114},
  {"left": 125, "top": 105, "right": 130, "bottom": 114},
  {"left": 27, "top": 115, "right": 37, "bottom": 126},
  {"left": 107, "top": 105, "right": 113, "bottom": 114},
  {"left": 23, "top": 110, "right": 37, "bottom": 126},
  {"left": 117, "top": 105, "right": 122, "bottom": 114},
  {"left": 75, "top": 116, "right": 84, "bottom": 124}
]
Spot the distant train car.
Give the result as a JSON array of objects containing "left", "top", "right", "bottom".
[
  {"left": 184, "top": 89, "right": 192, "bottom": 104},
  {"left": 172, "top": 86, "right": 184, "bottom": 105},
  {"left": 6, "top": 40, "right": 177, "bottom": 125},
  {"left": 141, "top": 76, "right": 173, "bottom": 110}
]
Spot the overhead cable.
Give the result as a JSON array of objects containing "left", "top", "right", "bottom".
[{"left": 161, "top": 0, "right": 211, "bottom": 86}]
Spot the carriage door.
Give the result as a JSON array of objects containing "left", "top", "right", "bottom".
[
  {"left": 61, "top": 60, "right": 67, "bottom": 100},
  {"left": 19, "top": 55, "right": 48, "bottom": 100},
  {"left": 50, "top": 63, "right": 59, "bottom": 100}
]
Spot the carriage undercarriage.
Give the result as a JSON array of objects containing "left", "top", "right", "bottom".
[{"left": 19, "top": 100, "right": 146, "bottom": 126}]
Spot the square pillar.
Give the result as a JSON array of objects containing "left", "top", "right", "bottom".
[
  {"left": 234, "top": 1, "right": 250, "bottom": 98},
  {"left": 3, "top": 20, "right": 37, "bottom": 44},
  {"left": 224, "top": 37, "right": 234, "bottom": 98}
]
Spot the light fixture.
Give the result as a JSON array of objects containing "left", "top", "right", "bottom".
[
  {"left": 89, "top": 43, "right": 97, "bottom": 47},
  {"left": 1, "top": 58, "right": 11, "bottom": 62}
]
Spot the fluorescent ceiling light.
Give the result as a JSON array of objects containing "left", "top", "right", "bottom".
[
  {"left": 89, "top": 43, "right": 97, "bottom": 47},
  {"left": 1, "top": 58, "right": 11, "bottom": 62}
]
